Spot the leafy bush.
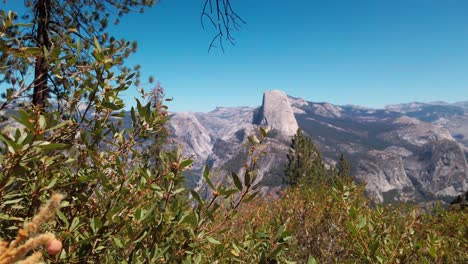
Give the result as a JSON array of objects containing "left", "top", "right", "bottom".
[
  {"left": 234, "top": 176, "right": 467, "bottom": 263},
  {"left": 278, "top": 126, "right": 466, "bottom": 263},
  {"left": 0, "top": 98, "right": 289, "bottom": 262},
  {"left": 0, "top": 3, "right": 289, "bottom": 263}
]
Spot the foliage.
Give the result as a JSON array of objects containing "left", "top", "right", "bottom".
[
  {"left": 284, "top": 129, "right": 328, "bottom": 186},
  {"left": 335, "top": 153, "right": 351, "bottom": 179},
  {"left": 1, "top": 0, "right": 156, "bottom": 108},
  {"left": 184, "top": 127, "right": 291, "bottom": 263},
  {"left": 0, "top": 2, "right": 288, "bottom": 263},
  {"left": 275, "top": 127, "right": 466, "bottom": 263},
  {"left": 0, "top": 98, "right": 288, "bottom": 262},
  {"left": 236, "top": 176, "right": 467, "bottom": 263}
]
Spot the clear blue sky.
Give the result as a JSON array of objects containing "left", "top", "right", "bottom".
[{"left": 4, "top": 0, "right": 468, "bottom": 112}]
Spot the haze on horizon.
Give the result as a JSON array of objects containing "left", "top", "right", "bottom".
[{"left": 3, "top": 0, "right": 468, "bottom": 112}]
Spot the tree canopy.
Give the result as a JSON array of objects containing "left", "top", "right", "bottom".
[{"left": 1, "top": 0, "right": 244, "bottom": 110}]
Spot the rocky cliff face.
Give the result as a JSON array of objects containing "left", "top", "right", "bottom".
[
  {"left": 167, "top": 91, "right": 296, "bottom": 190},
  {"left": 405, "top": 140, "right": 467, "bottom": 197},
  {"left": 167, "top": 92, "right": 468, "bottom": 203},
  {"left": 253, "top": 90, "right": 299, "bottom": 137}
]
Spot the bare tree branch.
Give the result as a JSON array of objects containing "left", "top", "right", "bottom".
[{"left": 201, "top": 0, "right": 245, "bottom": 52}]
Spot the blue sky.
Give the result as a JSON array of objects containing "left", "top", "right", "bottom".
[{"left": 4, "top": 0, "right": 468, "bottom": 112}]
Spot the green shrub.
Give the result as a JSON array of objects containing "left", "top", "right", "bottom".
[
  {"left": 0, "top": 4, "right": 290, "bottom": 262},
  {"left": 241, "top": 176, "right": 467, "bottom": 263}
]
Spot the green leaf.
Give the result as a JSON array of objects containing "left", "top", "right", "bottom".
[
  {"left": 93, "top": 37, "right": 102, "bottom": 52},
  {"left": 357, "top": 215, "right": 366, "bottom": 229},
  {"left": 269, "top": 244, "right": 285, "bottom": 259},
  {"left": 135, "top": 231, "right": 148, "bottom": 243},
  {"left": 46, "top": 120, "right": 72, "bottom": 132},
  {"left": 221, "top": 188, "right": 238, "bottom": 197},
  {"left": 180, "top": 212, "right": 198, "bottom": 228},
  {"left": 69, "top": 217, "right": 80, "bottom": 231},
  {"left": 51, "top": 46, "right": 61, "bottom": 59},
  {"left": 254, "top": 232, "right": 269, "bottom": 239},
  {"left": 190, "top": 190, "right": 203, "bottom": 205},
  {"left": 130, "top": 107, "right": 136, "bottom": 124},
  {"left": 23, "top": 47, "right": 42, "bottom": 56},
  {"left": 206, "top": 237, "right": 221, "bottom": 245},
  {"left": 231, "top": 172, "right": 243, "bottom": 191},
  {"left": 244, "top": 171, "right": 251, "bottom": 187},
  {"left": 428, "top": 246, "right": 437, "bottom": 258},
  {"left": 56, "top": 211, "right": 69, "bottom": 229},
  {"left": 90, "top": 217, "right": 102, "bottom": 234},
  {"left": 307, "top": 256, "right": 318, "bottom": 264},
  {"left": 93, "top": 50, "right": 103, "bottom": 62},
  {"left": 370, "top": 241, "right": 380, "bottom": 254},
  {"left": 76, "top": 39, "right": 81, "bottom": 57},
  {"left": 180, "top": 159, "right": 193, "bottom": 169},
  {"left": 3, "top": 198, "right": 23, "bottom": 205},
  {"left": 203, "top": 165, "right": 215, "bottom": 190},
  {"left": 172, "top": 188, "right": 185, "bottom": 195},
  {"left": 36, "top": 142, "right": 68, "bottom": 150},
  {"left": 203, "top": 165, "right": 210, "bottom": 178},
  {"left": 43, "top": 46, "right": 49, "bottom": 58},
  {"left": 101, "top": 101, "right": 121, "bottom": 110},
  {"left": 46, "top": 177, "right": 58, "bottom": 189},
  {"left": 0, "top": 134, "right": 21, "bottom": 152},
  {"left": 113, "top": 237, "right": 124, "bottom": 248},
  {"left": 11, "top": 110, "right": 35, "bottom": 131}
]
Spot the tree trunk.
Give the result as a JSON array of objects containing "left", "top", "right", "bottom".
[{"left": 32, "top": 0, "right": 51, "bottom": 108}]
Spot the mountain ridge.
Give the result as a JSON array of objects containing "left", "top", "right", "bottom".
[{"left": 168, "top": 90, "right": 468, "bottom": 204}]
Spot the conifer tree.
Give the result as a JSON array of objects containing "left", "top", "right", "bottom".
[
  {"left": 336, "top": 153, "right": 351, "bottom": 178},
  {"left": 1, "top": 0, "right": 156, "bottom": 110},
  {"left": 285, "top": 129, "right": 327, "bottom": 186},
  {"left": 1, "top": 0, "right": 243, "bottom": 109}
]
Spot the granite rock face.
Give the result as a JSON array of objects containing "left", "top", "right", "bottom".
[
  {"left": 167, "top": 90, "right": 298, "bottom": 190},
  {"left": 166, "top": 92, "right": 467, "bottom": 203},
  {"left": 253, "top": 90, "right": 299, "bottom": 137},
  {"left": 355, "top": 150, "right": 414, "bottom": 202},
  {"left": 168, "top": 112, "right": 213, "bottom": 165}
]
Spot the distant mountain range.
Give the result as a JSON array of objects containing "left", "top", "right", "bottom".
[
  {"left": 168, "top": 90, "right": 468, "bottom": 204},
  {"left": 1, "top": 92, "right": 466, "bottom": 204}
]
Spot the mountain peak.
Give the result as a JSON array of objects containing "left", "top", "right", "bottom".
[{"left": 254, "top": 90, "right": 299, "bottom": 136}]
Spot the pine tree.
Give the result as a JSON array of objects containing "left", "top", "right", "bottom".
[
  {"left": 1, "top": 1, "right": 156, "bottom": 110},
  {"left": 1, "top": 0, "right": 243, "bottom": 109},
  {"left": 285, "top": 129, "right": 327, "bottom": 186},
  {"left": 336, "top": 153, "right": 351, "bottom": 178}
]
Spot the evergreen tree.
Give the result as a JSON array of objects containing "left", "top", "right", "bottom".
[
  {"left": 285, "top": 129, "right": 327, "bottom": 186},
  {"left": 1, "top": 0, "right": 156, "bottom": 110},
  {"left": 336, "top": 153, "right": 351, "bottom": 178}
]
